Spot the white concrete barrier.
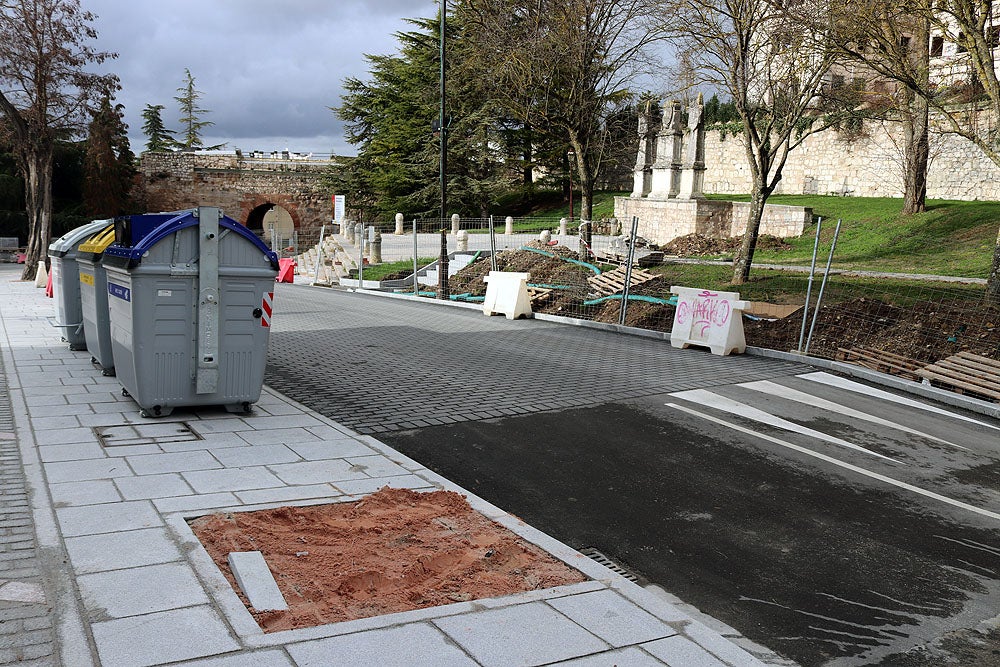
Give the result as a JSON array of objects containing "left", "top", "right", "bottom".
[
  {"left": 483, "top": 271, "right": 532, "bottom": 320},
  {"left": 670, "top": 286, "right": 749, "bottom": 356}
]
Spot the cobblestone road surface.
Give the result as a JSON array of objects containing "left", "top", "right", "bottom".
[
  {"left": 0, "top": 349, "right": 55, "bottom": 666},
  {"left": 265, "top": 285, "right": 805, "bottom": 434}
]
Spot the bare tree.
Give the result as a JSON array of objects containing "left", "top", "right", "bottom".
[
  {"left": 458, "top": 0, "right": 663, "bottom": 220},
  {"left": 834, "top": 0, "right": 1000, "bottom": 304},
  {"left": 826, "top": 0, "right": 1000, "bottom": 301},
  {"left": 0, "top": 0, "right": 117, "bottom": 280},
  {"left": 823, "top": 4, "right": 931, "bottom": 214},
  {"left": 668, "top": 0, "right": 840, "bottom": 284}
]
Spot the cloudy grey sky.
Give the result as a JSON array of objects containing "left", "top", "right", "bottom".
[{"left": 87, "top": 0, "right": 438, "bottom": 155}]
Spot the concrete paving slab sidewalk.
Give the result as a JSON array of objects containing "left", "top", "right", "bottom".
[{"left": 0, "top": 265, "right": 777, "bottom": 666}]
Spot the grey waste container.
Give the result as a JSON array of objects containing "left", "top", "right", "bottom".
[
  {"left": 48, "top": 219, "right": 114, "bottom": 350},
  {"left": 103, "top": 207, "right": 279, "bottom": 417},
  {"left": 76, "top": 225, "right": 117, "bottom": 375}
]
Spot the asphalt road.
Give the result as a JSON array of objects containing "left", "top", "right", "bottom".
[{"left": 266, "top": 284, "right": 1000, "bottom": 667}]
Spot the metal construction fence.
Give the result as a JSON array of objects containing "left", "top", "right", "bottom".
[{"left": 330, "top": 214, "right": 999, "bottom": 397}]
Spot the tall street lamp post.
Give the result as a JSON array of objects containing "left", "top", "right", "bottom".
[{"left": 437, "top": 0, "right": 449, "bottom": 300}]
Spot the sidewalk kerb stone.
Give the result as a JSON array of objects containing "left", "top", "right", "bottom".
[{"left": 227, "top": 551, "right": 288, "bottom": 612}]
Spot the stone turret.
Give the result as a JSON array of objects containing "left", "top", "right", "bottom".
[
  {"left": 677, "top": 93, "right": 707, "bottom": 200},
  {"left": 649, "top": 100, "right": 684, "bottom": 199},
  {"left": 630, "top": 100, "right": 659, "bottom": 198}
]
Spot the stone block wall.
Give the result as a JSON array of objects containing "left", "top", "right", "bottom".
[
  {"left": 615, "top": 197, "right": 809, "bottom": 246},
  {"left": 702, "top": 119, "right": 1000, "bottom": 201},
  {"left": 139, "top": 152, "right": 335, "bottom": 247}
]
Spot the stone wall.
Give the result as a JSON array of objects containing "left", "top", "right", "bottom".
[
  {"left": 702, "top": 119, "right": 1000, "bottom": 201},
  {"left": 615, "top": 197, "right": 809, "bottom": 245},
  {"left": 139, "top": 152, "right": 336, "bottom": 248}
]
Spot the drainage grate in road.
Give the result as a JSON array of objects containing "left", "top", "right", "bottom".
[{"left": 579, "top": 547, "right": 644, "bottom": 584}]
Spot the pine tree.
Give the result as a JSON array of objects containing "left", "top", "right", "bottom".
[
  {"left": 84, "top": 94, "right": 135, "bottom": 217},
  {"left": 173, "top": 68, "right": 223, "bottom": 151},
  {"left": 335, "top": 16, "right": 514, "bottom": 219},
  {"left": 140, "top": 104, "right": 175, "bottom": 152}
]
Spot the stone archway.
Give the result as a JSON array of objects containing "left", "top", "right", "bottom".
[
  {"left": 247, "top": 203, "right": 297, "bottom": 250},
  {"left": 139, "top": 153, "right": 332, "bottom": 249}
]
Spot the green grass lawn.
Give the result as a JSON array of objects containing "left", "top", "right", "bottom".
[
  {"left": 514, "top": 191, "right": 627, "bottom": 224},
  {"left": 355, "top": 257, "right": 437, "bottom": 281},
  {"left": 510, "top": 192, "right": 997, "bottom": 279},
  {"left": 710, "top": 194, "right": 1000, "bottom": 278}
]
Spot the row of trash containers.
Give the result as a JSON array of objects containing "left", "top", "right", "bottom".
[{"left": 49, "top": 207, "right": 279, "bottom": 417}]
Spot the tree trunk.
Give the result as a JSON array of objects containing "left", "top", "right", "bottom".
[
  {"left": 732, "top": 188, "right": 767, "bottom": 285},
  {"left": 577, "top": 155, "right": 595, "bottom": 221},
  {"left": 901, "top": 17, "right": 930, "bottom": 216},
  {"left": 987, "top": 226, "right": 1000, "bottom": 304},
  {"left": 522, "top": 126, "right": 533, "bottom": 185},
  {"left": 900, "top": 98, "right": 929, "bottom": 215},
  {"left": 20, "top": 147, "right": 54, "bottom": 282}
]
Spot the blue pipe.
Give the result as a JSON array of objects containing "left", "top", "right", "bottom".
[
  {"left": 519, "top": 246, "right": 602, "bottom": 275},
  {"left": 583, "top": 294, "right": 677, "bottom": 307}
]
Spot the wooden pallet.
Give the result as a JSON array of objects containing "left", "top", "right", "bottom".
[
  {"left": 916, "top": 352, "right": 1000, "bottom": 402},
  {"left": 836, "top": 347, "right": 923, "bottom": 381},
  {"left": 526, "top": 286, "right": 554, "bottom": 304},
  {"left": 587, "top": 267, "right": 658, "bottom": 296}
]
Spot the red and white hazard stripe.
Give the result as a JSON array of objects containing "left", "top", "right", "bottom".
[{"left": 261, "top": 291, "right": 273, "bottom": 327}]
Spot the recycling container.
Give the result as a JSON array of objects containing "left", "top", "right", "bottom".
[
  {"left": 102, "top": 207, "right": 279, "bottom": 417},
  {"left": 76, "top": 225, "right": 117, "bottom": 374},
  {"left": 48, "top": 219, "right": 114, "bottom": 350}
]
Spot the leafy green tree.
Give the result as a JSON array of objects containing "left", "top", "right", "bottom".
[
  {"left": 140, "top": 103, "right": 175, "bottom": 152},
  {"left": 84, "top": 93, "right": 134, "bottom": 217},
  {"left": 0, "top": 0, "right": 118, "bottom": 279},
  {"left": 703, "top": 94, "right": 739, "bottom": 125},
  {"left": 336, "top": 15, "right": 514, "bottom": 219},
  {"left": 174, "top": 68, "right": 223, "bottom": 151},
  {"left": 457, "top": 0, "right": 663, "bottom": 221}
]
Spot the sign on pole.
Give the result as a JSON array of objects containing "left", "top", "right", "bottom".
[{"left": 333, "top": 195, "right": 346, "bottom": 223}]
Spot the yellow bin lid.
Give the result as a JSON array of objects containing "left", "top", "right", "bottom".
[{"left": 78, "top": 225, "right": 116, "bottom": 254}]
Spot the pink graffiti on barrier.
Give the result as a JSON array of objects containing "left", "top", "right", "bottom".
[
  {"left": 692, "top": 295, "right": 731, "bottom": 337},
  {"left": 676, "top": 301, "right": 692, "bottom": 325}
]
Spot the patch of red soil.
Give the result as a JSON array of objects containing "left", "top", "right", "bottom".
[{"left": 189, "top": 487, "right": 586, "bottom": 632}]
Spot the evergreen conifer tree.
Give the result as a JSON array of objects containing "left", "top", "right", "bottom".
[
  {"left": 84, "top": 93, "right": 135, "bottom": 217},
  {"left": 140, "top": 103, "right": 175, "bottom": 152}
]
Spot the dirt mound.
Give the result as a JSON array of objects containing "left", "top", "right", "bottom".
[
  {"left": 660, "top": 234, "right": 792, "bottom": 256},
  {"left": 190, "top": 487, "right": 586, "bottom": 632}
]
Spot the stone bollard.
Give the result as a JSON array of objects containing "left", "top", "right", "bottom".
[
  {"left": 371, "top": 231, "right": 382, "bottom": 264},
  {"left": 394, "top": 213, "right": 404, "bottom": 235},
  {"left": 539, "top": 229, "right": 551, "bottom": 245},
  {"left": 559, "top": 218, "right": 567, "bottom": 236},
  {"left": 345, "top": 221, "right": 355, "bottom": 244},
  {"left": 457, "top": 229, "right": 469, "bottom": 251},
  {"left": 451, "top": 213, "right": 461, "bottom": 236},
  {"left": 505, "top": 216, "right": 514, "bottom": 235},
  {"left": 610, "top": 217, "right": 621, "bottom": 235}
]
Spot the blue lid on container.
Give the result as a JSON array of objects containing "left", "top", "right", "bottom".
[{"left": 103, "top": 210, "right": 279, "bottom": 270}]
